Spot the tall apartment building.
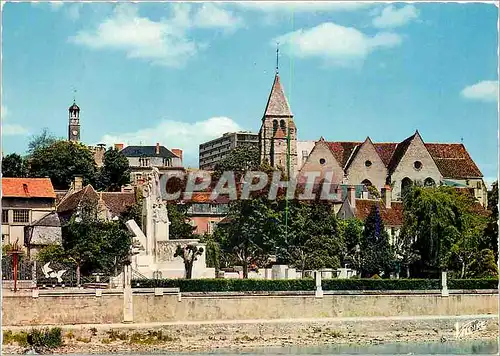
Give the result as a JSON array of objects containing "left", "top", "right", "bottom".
[{"left": 199, "top": 131, "right": 259, "bottom": 170}]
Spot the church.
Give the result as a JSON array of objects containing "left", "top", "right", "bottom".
[{"left": 258, "top": 70, "right": 488, "bottom": 208}]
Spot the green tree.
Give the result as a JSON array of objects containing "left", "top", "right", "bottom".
[
  {"left": 174, "top": 244, "right": 204, "bottom": 279},
  {"left": 36, "top": 245, "right": 68, "bottom": 264},
  {"left": 27, "top": 128, "right": 59, "bottom": 154},
  {"left": 360, "top": 204, "right": 394, "bottom": 277},
  {"left": 28, "top": 141, "right": 97, "bottom": 190},
  {"left": 213, "top": 145, "right": 260, "bottom": 178},
  {"left": 338, "top": 218, "right": 364, "bottom": 271},
  {"left": 200, "top": 233, "right": 221, "bottom": 271},
  {"left": 168, "top": 203, "right": 196, "bottom": 239},
  {"left": 95, "top": 147, "right": 130, "bottom": 192},
  {"left": 483, "top": 181, "right": 498, "bottom": 258},
  {"left": 468, "top": 249, "right": 498, "bottom": 278},
  {"left": 218, "top": 197, "right": 280, "bottom": 278},
  {"left": 2, "top": 153, "right": 28, "bottom": 177}
]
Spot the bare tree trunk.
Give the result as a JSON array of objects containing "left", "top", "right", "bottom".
[
  {"left": 406, "top": 265, "right": 410, "bottom": 278},
  {"left": 185, "top": 262, "right": 193, "bottom": 279}
]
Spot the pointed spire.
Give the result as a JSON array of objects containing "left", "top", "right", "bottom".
[
  {"left": 263, "top": 73, "right": 293, "bottom": 118},
  {"left": 276, "top": 41, "right": 279, "bottom": 75}
]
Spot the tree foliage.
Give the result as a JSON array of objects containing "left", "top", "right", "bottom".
[
  {"left": 95, "top": 147, "right": 130, "bottom": 192},
  {"left": 27, "top": 128, "right": 59, "bottom": 154},
  {"left": 360, "top": 205, "right": 394, "bottom": 277},
  {"left": 28, "top": 141, "right": 97, "bottom": 190},
  {"left": 213, "top": 144, "right": 260, "bottom": 178},
  {"left": 2, "top": 153, "right": 28, "bottom": 177},
  {"left": 167, "top": 203, "right": 196, "bottom": 239},
  {"left": 174, "top": 244, "right": 204, "bottom": 279}
]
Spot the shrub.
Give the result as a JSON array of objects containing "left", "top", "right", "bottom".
[
  {"left": 29, "top": 327, "right": 62, "bottom": 349},
  {"left": 131, "top": 278, "right": 497, "bottom": 292}
]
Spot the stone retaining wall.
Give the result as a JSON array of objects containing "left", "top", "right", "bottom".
[{"left": 3, "top": 290, "right": 498, "bottom": 326}]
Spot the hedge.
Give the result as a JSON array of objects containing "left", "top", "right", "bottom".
[{"left": 131, "top": 278, "right": 498, "bottom": 292}]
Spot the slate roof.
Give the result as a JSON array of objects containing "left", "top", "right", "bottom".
[
  {"left": 323, "top": 133, "right": 483, "bottom": 179},
  {"left": 354, "top": 199, "right": 404, "bottom": 227},
  {"left": 30, "top": 211, "right": 61, "bottom": 227},
  {"left": 2, "top": 178, "right": 56, "bottom": 199},
  {"left": 120, "top": 145, "right": 177, "bottom": 159},
  {"left": 263, "top": 74, "right": 293, "bottom": 117}
]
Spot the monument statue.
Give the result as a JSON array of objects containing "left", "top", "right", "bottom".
[{"left": 124, "top": 167, "right": 215, "bottom": 279}]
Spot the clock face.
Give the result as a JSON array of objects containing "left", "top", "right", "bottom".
[{"left": 72, "top": 130, "right": 78, "bottom": 136}]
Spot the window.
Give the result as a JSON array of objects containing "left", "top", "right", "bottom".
[
  {"left": 139, "top": 157, "right": 150, "bottom": 167},
  {"left": 12, "top": 210, "right": 29, "bottom": 223},
  {"left": 401, "top": 177, "right": 413, "bottom": 197},
  {"left": 361, "top": 179, "right": 372, "bottom": 187},
  {"left": 424, "top": 177, "right": 436, "bottom": 187},
  {"left": 413, "top": 161, "right": 422, "bottom": 170},
  {"left": 2, "top": 210, "right": 8, "bottom": 224},
  {"left": 319, "top": 158, "right": 326, "bottom": 165},
  {"left": 365, "top": 160, "right": 372, "bottom": 167}
]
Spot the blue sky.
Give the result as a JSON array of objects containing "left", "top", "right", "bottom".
[{"left": 1, "top": 2, "right": 498, "bottom": 184}]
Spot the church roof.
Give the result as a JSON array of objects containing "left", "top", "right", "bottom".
[
  {"left": 69, "top": 103, "right": 80, "bottom": 111},
  {"left": 323, "top": 135, "right": 483, "bottom": 179},
  {"left": 263, "top": 74, "right": 293, "bottom": 118}
]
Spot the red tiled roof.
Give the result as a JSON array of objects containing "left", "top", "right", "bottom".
[
  {"left": 100, "top": 192, "right": 137, "bottom": 217},
  {"left": 323, "top": 134, "right": 482, "bottom": 179},
  {"left": 326, "top": 141, "right": 360, "bottom": 168},
  {"left": 425, "top": 143, "right": 483, "bottom": 178},
  {"left": 355, "top": 199, "right": 404, "bottom": 227},
  {"left": 373, "top": 143, "right": 398, "bottom": 166},
  {"left": 263, "top": 74, "right": 293, "bottom": 117},
  {"left": 2, "top": 178, "right": 56, "bottom": 199},
  {"left": 183, "top": 192, "right": 231, "bottom": 204}
]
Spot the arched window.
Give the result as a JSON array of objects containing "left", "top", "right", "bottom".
[
  {"left": 273, "top": 120, "right": 278, "bottom": 135},
  {"left": 280, "top": 120, "right": 286, "bottom": 132},
  {"left": 361, "top": 179, "right": 372, "bottom": 187},
  {"left": 401, "top": 177, "right": 413, "bottom": 197},
  {"left": 424, "top": 177, "right": 436, "bottom": 187}
]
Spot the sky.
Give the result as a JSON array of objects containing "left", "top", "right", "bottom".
[{"left": 1, "top": 1, "right": 498, "bottom": 184}]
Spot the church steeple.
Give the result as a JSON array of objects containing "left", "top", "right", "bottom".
[{"left": 258, "top": 49, "right": 297, "bottom": 175}]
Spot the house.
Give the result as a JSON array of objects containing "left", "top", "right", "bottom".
[
  {"left": 119, "top": 143, "right": 184, "bottom": 185},
  {"left": 2, "top": 178, "right": 57, "bottom": 249},
  {"left": 337, "top": 185, "right": 404, "bottom": 244},
  {"left": 57, "top": 177, "right": 137, "bottom": 222},
  {"left": 24, "top": 211, "right": 62, "bottom": 258},
  {"left": 184, "top": 192, "right": 230, "bottom": 235}
]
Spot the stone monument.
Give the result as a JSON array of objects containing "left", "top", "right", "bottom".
[{"left": 125, "top": 167, "right": 215, "bottom": 279}]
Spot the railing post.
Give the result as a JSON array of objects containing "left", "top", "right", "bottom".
[
  {"left": 315, "top": 270, "right": 323, "bottom": 298},
  {"left": 441, "top": 270, "right": 449, "bottom": 297}
]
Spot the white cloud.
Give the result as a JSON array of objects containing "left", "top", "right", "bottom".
[
  {"left": 1, "top": 105, "right": 29, "bottom": 136},
  {"left": 69, "top": 3, "right": 242, "bottom": 67},
  {"left": 274, "top": 22, "right": 402, "bottom": 66},
  {"left": 233, "top": 2, "right": 371, "bottom": 12},
  {"left": 99, "top": 116, "right": 242, "bottom": 165},
  {"left": 372, "top": 5, "right": 419, "bottom": 29},
  {"left": 193, "top": 3, "right": 243, "bottom": 31},
  {"left": 461, "top": 80, "right": 498, "bottom": 103}
]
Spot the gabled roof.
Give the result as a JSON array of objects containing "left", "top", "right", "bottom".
[
  {"left": 100, "top": 192, "right": 137, "bottom": 217},
  {"left": 2, "top": 178, "right": 56, "bottom": 199},
  {"left": 326, "top": 141, "right": 360, "bottom": 168},
  {"left": 425, "top": 143, "right": 483, "bottom": 178},
  {"left": 321, "top": 131, "right": 482, "bottom": 179},
  {"left": 263, "top": 74, "right": 293, "bottom": 118},
  {"left": 354, "top": 199, "right": 404, "bottom": 227},
  {"left": 57, "top": 185, "right": 99, "bottom": 213},
  {"left": 29, "top": 211, "right": 61, "bottom": 227},
  {"left": 387, "top": 132, "right": 418, "bottom": 174},
  {"left": 120, "top": 145, "right": 177, "bottom": 159}
]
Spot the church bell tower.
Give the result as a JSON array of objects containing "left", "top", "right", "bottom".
[
  {"left": 258, "top": 45, "right": 298, "bottom": 176},
  {"left": 68, "top": 101, "right": 80, "bottom": 142}
]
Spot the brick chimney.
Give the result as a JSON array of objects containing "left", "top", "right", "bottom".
[
  {"left": 114, "top": 143, "right": 124, "bottom": 151},
  {"left": 172, "top": 148, "right": 183, "bottom": 162},
  {"left": 381, "top": 185, "right": 392, "bottom": 209},
  {"left": 74, "top": 176, "right": 83, "bottom": 191},
  {"left": 156, "top": 142, "right": 160, "bottom": 155},
  {"left": 347, "top": 185, "right": 356, "bottom": 208}
]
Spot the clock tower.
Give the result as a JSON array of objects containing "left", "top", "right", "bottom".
[{"left": 68, "top": 101, "right": 80, "bottom": 142}]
